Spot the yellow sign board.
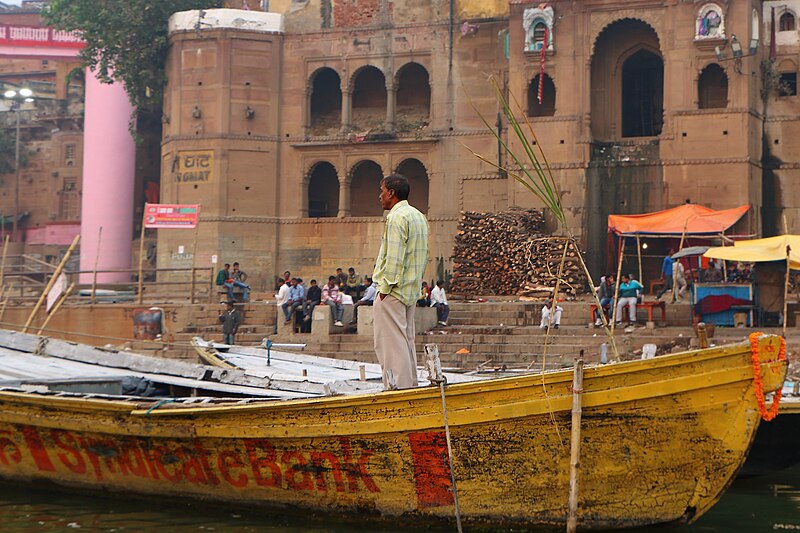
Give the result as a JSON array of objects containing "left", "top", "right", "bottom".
[{"left": 176, "top": 150, "right": 213, "bottom": 183}]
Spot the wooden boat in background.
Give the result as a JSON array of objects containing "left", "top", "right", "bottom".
[{"left": 0, "top": 329, "right": 786, "bottom": 529}]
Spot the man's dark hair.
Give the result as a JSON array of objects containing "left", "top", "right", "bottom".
[
  {"left": 336, "top": 267, "right": 342, "bottom": 272},
  {"left": 365, "top": 277, "right": 372, "bottom": 283},
  {"left": 233, "top": 262, "right": 239, "bottom": 267},
  {"left": 329, "top": 276, "right": 336, "bottom": 281},
  {"left": 348, "top": 267, "right": 355, "bottom": 273},
  {"left": 621, "top": 273, "right": 630, "bottom": 280},
  {"left": 224, "top": 263, "right": 230, "bottom": 268},
  {"left": 437, "top": 280, "right": 444, "bottom": 287},
  {"left": 382, "top": 174, "right": 410, "bottom": 200},
  {"left": 310, "top": 279, "right": 317, "bottom": 284},
  {"left": 296, "top": 277, "right": 303, "bottom": 283}
]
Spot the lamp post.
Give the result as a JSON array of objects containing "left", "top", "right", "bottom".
[{"left": 3, "top": 87, "right": 33, "bottom": 242}]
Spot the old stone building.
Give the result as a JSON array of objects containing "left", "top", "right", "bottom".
[{"left": 7, "top": 1, "right": 800, "bottom": 288}]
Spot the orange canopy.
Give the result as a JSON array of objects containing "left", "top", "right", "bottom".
[{"left": 607, "top": 204, "right": 750, "bottom": 237}]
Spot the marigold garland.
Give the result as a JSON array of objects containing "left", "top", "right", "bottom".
[{"left": 748, "top": 332, "right": 786, "bottom": 422}]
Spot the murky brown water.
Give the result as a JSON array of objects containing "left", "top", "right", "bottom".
[{"left": 0, "top": 463, "right": 797, "bottom": 532}]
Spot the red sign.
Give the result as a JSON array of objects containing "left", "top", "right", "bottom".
[
  {"left": 0, "top": 25, "right": 84, "bottom": 49},
  {"left": 144, "top": 204, "right": 200, "bottom": 229}
]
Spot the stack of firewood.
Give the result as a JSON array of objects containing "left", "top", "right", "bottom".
[{"left": 450, "top": 208, "right": 589, "bottom": 297}]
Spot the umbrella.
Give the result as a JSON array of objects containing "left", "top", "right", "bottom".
[{"left": 671, "top": 246, "right": 710, "bottom": 260}]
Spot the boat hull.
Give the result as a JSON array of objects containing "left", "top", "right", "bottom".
[{"left": 0, "top": 336, "right": 786, "bottom": 529}]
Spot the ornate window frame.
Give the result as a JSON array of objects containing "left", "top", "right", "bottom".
[
  {"left": 523, "top": 6, "right": 554, "bottom": 52},
  {"left": 695, "top": 3, "right": 725, "bottom": 40}
]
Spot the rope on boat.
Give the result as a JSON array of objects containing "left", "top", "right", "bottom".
[
  {"left": 144, "top": 398, "right": 177, "bottom": 416},
  {"left": 424, "top": 344, "right": 463, "bottom": 533}
]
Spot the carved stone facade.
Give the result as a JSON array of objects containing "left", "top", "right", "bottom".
[{"left": 158, "top": 1, "right": 800, "bottom": 287}]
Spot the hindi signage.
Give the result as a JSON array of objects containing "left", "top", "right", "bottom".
[
  {"left": 176, "top": 150, "right": 214, "bottom": 183},
  {"left": 144, "top": 204, "right": 200, "bottom": 229}
]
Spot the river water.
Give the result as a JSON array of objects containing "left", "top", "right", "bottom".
[{"left": 0, "top": 464, "right": 798, "bottom": 532}]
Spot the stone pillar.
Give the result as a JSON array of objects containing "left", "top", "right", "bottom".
[
  {"left": 79, "top": 70, "right": 136, "bottom": 283},
  {"left": 337, "top": 175, "right": 351, "bottom": 217},
  {"left": 303, "top": 84, "right": 311, "bottom": 138},
  {"left": 385, "top": 81, "right": 396, "bottom": 132},
  {"left": 341, "top": 88, "right": 352, "bottom": 132}
]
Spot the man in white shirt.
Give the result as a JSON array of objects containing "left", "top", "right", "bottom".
[
  {"left": 430, "top": 280, "right": 450, "bottom": 326},
  {"left": 349, "top": 277, "right": 377, "bottom": 325},
  {"left": 540, "top": 298, "right": 563, "bottom": 329},
  {"left": 275, "top": 278, "right": 290, "bottom": 311}
]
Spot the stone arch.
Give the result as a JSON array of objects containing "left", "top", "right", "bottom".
[
  {"left": 527, "top": 73, "right": 556, "bottom": 117},
  {"left": 591, "top": 18, "right": 663, "bottom": 140},
  {"left": 395, "top": 62, "right": 430, "bottom": 131},
  {"left": 309, "top": 67, "right": 342, "bottom": 136},
  {"left": 351, "top": 66, "right": 387, "bottom": 131},
  {"left": 307, "top": 161, "right": 339, "bottom": 218},
  {"left": 698, "top": 63, "right": 728, "bottom": 109},
  {"left": 349, "top": 160, "right": 384, "bottom": 217},
  {"left": 395, "top": 158, "right": 429, "bottom": 214}
]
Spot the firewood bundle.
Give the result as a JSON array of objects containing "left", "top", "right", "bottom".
[{"left": 450, "top": 209, "right": 589, "bottom": 297}]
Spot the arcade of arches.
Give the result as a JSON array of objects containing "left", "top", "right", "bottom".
[
  {"left": 305, "top": 63, "right": 430, "bottom": 135},
  {"left": 307, "top": 159, "right": 429, "bottom": 218}
]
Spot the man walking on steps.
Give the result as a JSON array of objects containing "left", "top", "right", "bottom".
[{"left": 372, "top": 174, "right": 429, "bottom": 390}]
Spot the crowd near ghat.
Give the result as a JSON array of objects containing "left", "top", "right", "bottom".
[{"left": 0, "top": 424, "right": 456, "bottom": 508}]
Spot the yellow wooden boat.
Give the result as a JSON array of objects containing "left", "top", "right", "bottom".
[{"left": 0, "top": 332, "right": 786, "bottom": 529}]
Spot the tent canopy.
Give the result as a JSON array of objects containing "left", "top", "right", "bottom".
[
  {"left": 607, "top": 204, "right": 750, "bottom": 237},
  {"left": 704, "top": 235, "right": 800, "bottom": 269}
]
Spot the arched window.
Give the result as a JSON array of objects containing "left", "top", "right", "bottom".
[
  {"left": 527, "top": 74, "right": 556, "bottom": 117},
  {"left": 622, "top": 49, "right": 664, "bottom": 137},
  {"left": 351, "top": 66, "right": 387, "bottom": 131},
  {"left": 698, "top": 64, "right": 728, "bottom": 109},
  {"left": 780, "top": 12, "right": 796, "bottom": 32},
  {"left": 533, "top": 22, "right": 548, "bottom": 50},
  {"left": 349, "top": 160, "right": 384, "bottom": 217},
  {"left": 309, "top": 68, "right": 341, "bottom": 136},
  {"left": 395, "top": 63, "right": 430, "bottom": 131},
  {"left": 307, "top": 162, "right": 339, "bottom": 218},
  {"left": 395, "top": 159, "right": 429, "bottom": 214}
]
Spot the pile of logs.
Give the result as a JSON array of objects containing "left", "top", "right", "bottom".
[{"left": 450, "top": 208, "right": 589, "bottom": 297}]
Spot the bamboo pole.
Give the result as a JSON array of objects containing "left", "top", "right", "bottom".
[
  {"left": 636, "top": 232, "right": 643, "bottom": 285},
  {"left": 784, "top": 244, "right": 791, "bottom": 338},
  {"left": 91, "top": 226, "right": 103, "bottom": 305},
  {"left": 189, "top": 225, "right": 199, "bottom": 304},
  {"left": 566, "top": 352, "right": 585, "bottom": 533},
  {"left": 36, "top": 282, "right": 74, "bottom": 335},
  {"left": 22, "top": 234, "right": 79, "bottom": 333},
  {"left": 610, "top": 237, "right": 625, "bottom": 339},
  {"left": 0, "top": 234, "right": 8, "bottom": 289},
  {"left": 137, "top": 212, "right": 147, "bottom": 304},
  {"left": 529, "top": 236, "right": 569, "bottom": 371}
]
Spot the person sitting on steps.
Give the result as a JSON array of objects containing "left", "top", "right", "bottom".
[
  {"left": 595, "top": 274, "right": 615, "bottom": 326},
  {"left": 540, "top": 298, "right": 562, "bottom": 330},
  {"left": 616, "top": 273, "right": 643, "bottom": 326},
  {"left": 225, "top": 262, "right": 250, "bottom": 302},
  {"left": 303, "top": 279, "right": 322, "bottom": 322},
  {"left": 322, "top": 276, "right": 344, "bottom": 327},
  {"left": 430, "top": 280, "right": 450, "bottom": 326}
]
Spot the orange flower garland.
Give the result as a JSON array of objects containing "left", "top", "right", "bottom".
[{"left": 748, "top": 332, "right": 786, "bottom": 422}]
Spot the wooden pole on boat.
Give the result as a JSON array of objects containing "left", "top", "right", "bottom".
[
  {"left": 91, "top": 226, "right": 102, "bottom": 305},
  {"left": 137, "top": 210, "right": 147, "bottom": 304},
  {"left": 566, "top": 351, "right": 585, "bottom": 533},
  {"left": 784, "top": 244, "right": 791, "bottom": 338},
  {"left": 189, "top": 224, "right": 199, "bottom": 304},
  {"left": 636, "top": 233, "right": 642, "bottom": 286},
  {"left": 22, "top": 234, "right": 79, "bottom": 333},
  {"left": 36, "top": 282, "right": 74, "bottom": 335},
  {"left": 610, "top": 237, "right": 624, "bottom": 339}
]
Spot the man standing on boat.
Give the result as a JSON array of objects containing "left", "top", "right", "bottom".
[{"left": 373, "top": 174, "right": 429, "bottom": 390}]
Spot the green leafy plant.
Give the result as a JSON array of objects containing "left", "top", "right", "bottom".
[
  {"left": 465, "top": 76, "right": 621, "bottom": 361},
  {"left": 44, "top": 0, "right": 223, "bottom": 110}
]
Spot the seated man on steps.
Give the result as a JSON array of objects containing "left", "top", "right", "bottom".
[
  {"left": 616, "top": 273, "right": 643, "bottom": 326},
  {"left": 349, "top": 277, "right": 376, "bottom": 325},
  {"left": 540, "top": 298, "right": 562, "bottom": 329},
  {"left": 430, "top": 279, "right": 450, "bottom": 326},
  {"left": 281, "top": 277, "right": 305, "bottom": 325},
  {"left": 322, "top": 276, "right": 345, "bottom": 327},
  {"left": 595, "top": 274, "right": 615, "bottom": 326},
  {"left": 225, "top": 262, "right": 250, "bottom": 302},
  {"left": 303, "top": 279, "right": 321, "bottom": 322}
]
